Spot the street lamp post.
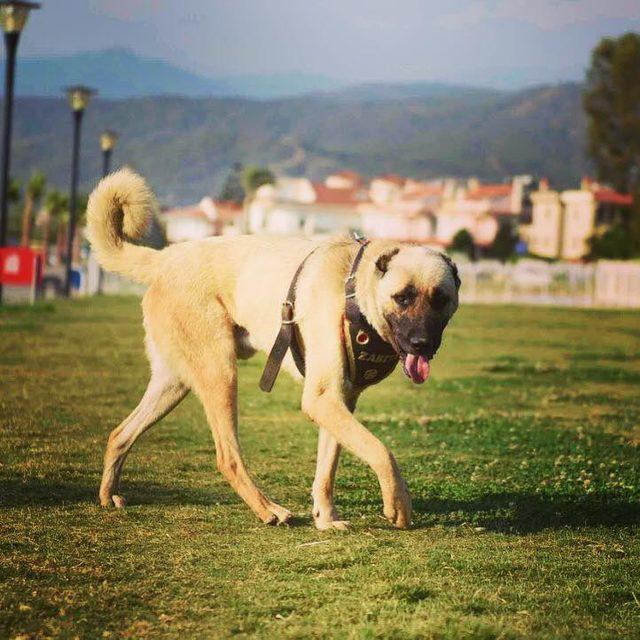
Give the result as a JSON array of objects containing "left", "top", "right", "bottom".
[
  {"left": 0, "top": 1, "right": 39, "bottom": 304},
  {"left": 63, "top": 85, "right": 95, "bottom": 297},
  {"left": 96, "top": 129, "right": 117, "bottom": 293},
  {"left": 100, "top": 129, "right": 117, "bottom": 177}
]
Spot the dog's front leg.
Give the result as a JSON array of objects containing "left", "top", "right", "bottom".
[
  {"left": 312, "top": 428, "right": 348, "bottom": 530},
  {"left": 303, "top": 386, "right": 411, "bottom": 528},
  {"left": 312, "top": 393, "right": 359, "bottom": 530}
]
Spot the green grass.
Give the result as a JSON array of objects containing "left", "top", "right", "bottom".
[{"left": 1, "top": 297, "right": 639, "bottom": 639}]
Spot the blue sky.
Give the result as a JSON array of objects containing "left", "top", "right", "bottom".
[{"left": 14, "top": 0, "right": 640, "bottom": 87}]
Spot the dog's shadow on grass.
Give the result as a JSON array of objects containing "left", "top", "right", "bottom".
[
  {"left": 3, "top": 478, "right": 638, "bottom": 533},
  {"left": 0, "top": 477, "right": 235, "bottom": 509},
  {"left": 408, "top": 491, "right": 640, "bottom": 533}
]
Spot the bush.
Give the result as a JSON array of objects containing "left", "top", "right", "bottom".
[
  {"left": 587, "top": 224, "right": 639, "bottom": 260},
  {"left": 488, "top": 223, "right": 517, "bottom": 262},
  {"left": 451, "top": 229, "right": 475, "bottom": 261}
]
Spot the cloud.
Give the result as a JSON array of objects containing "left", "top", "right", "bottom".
[{"left": 439, "top": 0, "right": 640, "bottom": 31}]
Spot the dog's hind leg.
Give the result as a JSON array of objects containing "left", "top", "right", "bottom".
[{"left": 99, "top": 343, "right": 188, "bottom": 508}]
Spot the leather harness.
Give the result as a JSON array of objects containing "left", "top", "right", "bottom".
[{"left": 259, "top": 237, "right": 399, "bottom": 393}]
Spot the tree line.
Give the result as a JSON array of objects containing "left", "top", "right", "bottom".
[{"left": 7, "top": 171, "right": 88, "bottom": 266}]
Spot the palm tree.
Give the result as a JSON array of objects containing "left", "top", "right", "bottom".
[
  {"left": 20, "top": 171, "right": 46, "bottom": 247},
  {"left": 241, "top": 165, "right": 275, "bottom": 233},
  {"left": 72, "top": 192, "right": 88, "bottom": 264},
  {"left": 5, "top": 177, "right": 21, "bottom": 240},
  {"left": 36, "top": 189, "right": 67, "bottom": 267},
  {"left": 54, "top": 199, "right": 70, "bottom": 265},
  {"left": 8, "top": 177, "right": 20, "bottom": 205}
]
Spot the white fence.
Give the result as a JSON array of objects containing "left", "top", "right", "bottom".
[
  {"left": 459, "top": 259, "right": 640, "bottom": 308},
  {"left": 593, "top": 261, "right": 640, "bottom": 308}
]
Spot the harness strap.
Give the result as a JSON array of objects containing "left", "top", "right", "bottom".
[
  {"left": 345, "top": 236, "right": 369, "bottom": 323},
  {"left": 342, "top": 237, "right": 399, "bottom": 385},
  {"left": 259, "top": 236, "right": 398, "bottom": 393},
  {"left": 259, "top": 247, "right": 317, "bottom": 392}
]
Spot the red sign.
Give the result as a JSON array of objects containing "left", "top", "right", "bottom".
[{"left": 0, "top": 247, "right": 42, "bottom": 287}]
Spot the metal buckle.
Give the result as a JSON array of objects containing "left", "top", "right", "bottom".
[{"left": 281, "top": 300, "right": 295, "bottom": 324}]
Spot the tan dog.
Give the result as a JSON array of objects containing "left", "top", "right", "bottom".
[{"left": 87, "top": 169, "right": 460, "bottom": 529}]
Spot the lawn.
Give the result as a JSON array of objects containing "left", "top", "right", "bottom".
[{"left": 1, "top": 296, "right": 639, "bottom": 639}]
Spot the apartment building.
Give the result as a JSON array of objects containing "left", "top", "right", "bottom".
[{"left": 527, "top": 179, "right": 632, "bottom": 260}]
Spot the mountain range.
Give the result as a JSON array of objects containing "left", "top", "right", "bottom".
[
  {"left": 1, "top": 49, "right": 590, "bottom": 205},
  {"left": 4, "top": 48, "right": 344, "bottom": 100}
]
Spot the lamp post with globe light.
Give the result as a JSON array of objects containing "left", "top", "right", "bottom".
[
  {"left": 100, "top": 129, "right": 117, "bottom": 177},
  {"left": 96, "top": 129, "right": 117, "bottom": 294},
  {"left": 63, "top": 85, "right": 95, "bottom": 297},
  {"left": 0, "top": 1, "right": 39, "bottom": 303}
]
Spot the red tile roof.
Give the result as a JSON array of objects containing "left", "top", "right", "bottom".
[
  {"left": 313, "top": 183, "right": 363, "bottom": 206},
  {"left": 334, "top": 170, "right": 363, "bottom": 184},
  {"left": 375, "top": 174, "right": 406, "bottom": 186},
  {"left": 467, "top": 184, "right": 512, "bottom": 200},
  {"left": 402, "top": 184, "right": 443, "bottom": 200},
  {"left": 214, "top": 200, "right": 243, "bottom": 222},
  {"left": 594, "top": 189, "right": 633, "bottom": 206}
]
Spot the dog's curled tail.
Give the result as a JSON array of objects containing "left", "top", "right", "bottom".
[{"left": 86, "top": 168, "right": 160, "bottom": 284}]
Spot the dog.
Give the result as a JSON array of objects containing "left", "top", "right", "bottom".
[{"left": 87, "top": 168, "right": 460, "bottom": 529}]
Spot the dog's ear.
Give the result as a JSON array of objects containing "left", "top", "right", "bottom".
[
  {"left": 375, "top": 248, "right": 399, "bottom": 275},
  {"left": 441, "top": 253, "right": 461, "bottom": 290}
]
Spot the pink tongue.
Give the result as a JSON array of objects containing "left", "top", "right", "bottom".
[{"left": 404, "top": 353, "right": 431, "bottom": 384}]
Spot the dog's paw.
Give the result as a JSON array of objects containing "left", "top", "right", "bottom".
[
  {"left": 112, "top": 494, "right": 126, "bottom": 509},
  {"left": 99, "top": 493, "right": 126, "bottom": 508},
  {"left": 383, "top": 481, "right": 412, "bottom": 529},
  {"left": 262, "top": 502, "right": 293, "bottom": 526},
  {"left": 313, "top": 506, "right": 349, "bottom": 530},
  {"left": 314, "top": 517, "right": 350, "bottom": 531}
]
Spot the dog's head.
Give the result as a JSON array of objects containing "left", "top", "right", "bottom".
[{"left": 359, "top": 243, "right": 460, "bottom": 384}]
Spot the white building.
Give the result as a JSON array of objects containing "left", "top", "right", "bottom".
[
  {"left": 359, "top": 179, "right": 443, "bottom": 242},
  {"left": 360, "top": 175, "right": 503, "bottom": 249},
  {"left": 528, "top": 187, "right": 563, "bottom": 258},
  {"left": 528, "top": 179, "right": 633, "bottom": 260},
  {"left": 435, "top": 197, "right": 499, "bottom": 247},
  {"left": 161, "top": 197, "right": 243, "bottom": 243},
  {"left": 249, "top": 174, "right": 365, "bottom": 236}
]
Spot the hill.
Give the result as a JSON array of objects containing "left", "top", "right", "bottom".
[
  {"left": 7, "top": 82, "right": 588, "bottom": 205},
  {"left": 321, "top": 82, "right": 500, "bottom": 102}
]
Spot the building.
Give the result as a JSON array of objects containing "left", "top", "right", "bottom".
[
  {"left": 248, "top": 174, "right": 366, "bottom": 236},
  {"left": 357, "top": 176, "right": 530, "bottom": 249},
  {"left": 368, "top": 174, "right": 406, "bottom": 205},
  {"left": 359, "top": 199, "right": 436, "bottom": 242},
  {"left": 325, "top": 170, "right": 363, "bottom": 190},
  {"left": 527, "top": 184, "right": 563, "bottom": 258},
  {"left": 161, "top": 197, "right": 243, "bottom": 243},
  {"left": 359, "top": 178, "right": 444, "bottom": 242},
  {"left": 527, "top": 178, "right": 633, "bottom": 260},
  {"left": 435, "top": 197, "right": 499, "bottom": 248}
]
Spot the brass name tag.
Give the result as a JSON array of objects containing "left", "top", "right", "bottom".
[{"left": 357, "top": 351, "right": 398, "bottom": 364}]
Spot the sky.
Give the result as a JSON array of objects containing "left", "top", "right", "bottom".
[{"left": 13, "top": 0, "right": 640, "bottom": 88}]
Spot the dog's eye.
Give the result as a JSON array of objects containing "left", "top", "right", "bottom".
[
  {"left": 392, "top": 287, "right": 416, "bottom": 309},
  {"left": 431, "top": 287, "right": 449, "bottom": 309}
]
